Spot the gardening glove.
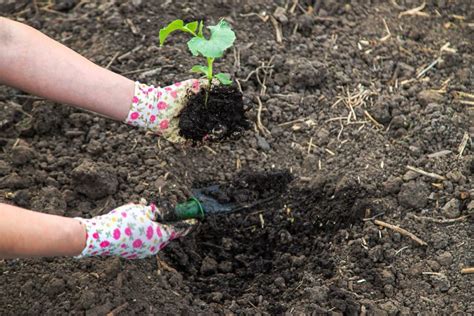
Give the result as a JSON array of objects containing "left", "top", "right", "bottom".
[
  {"left": 124, "top": 79, "right": 209, "bottom": 143},
  {"left": 75, "top": 203, "right": 196, "bottom": 259}
]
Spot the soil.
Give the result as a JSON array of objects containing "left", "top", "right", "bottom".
[
  {"left": 1, "top": 0, "right": 473, "bottom": 315},
  {"left": 179, "top": 85, "right": 250, "bottom": 142},
  {"left": 195, "top": 169, "right": 294, "bottom": 204}
]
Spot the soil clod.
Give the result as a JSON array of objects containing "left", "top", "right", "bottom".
[{"left": 178, "top": 85, "right": 250, "bottom": 142}]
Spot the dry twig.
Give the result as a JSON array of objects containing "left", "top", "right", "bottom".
[
  {"left": 457, "top": 132, "right": 470, "bottom": 158},
  {"left": 407, "top": 165, "right": 445, "bottom": 181},
  {"left": 379, "top": 18, "right": 391, "bottom": 42},
  {"left": 364, "top": 110, "right": 384, "bottom": 129},
  {"left": 374, "top": 219, "right": 427, "bottom": 246},
  {"left": 256, "top": 97, "right": 271, "bottom": 136},
  {"left": 269, "top": 16, "right": 283, "bottom": 43},
  {"left": 398, "top": 2, "right": 429, "bottom": 18},
  {"left": 105, "top": 52, "right": 119, "bottom": 70},
  {"left": 203, "top": 145, "right": 217, "bottom": 155},
  {"left": 156, "top": 256, "right": 178, "bottom": 273},
  {"left": 409, "top": 214, "right": 470, "bottom": 224},
  {"left": 461, "top": 267, "right": 474, "bottom": 274},
  {"left": 107, "top": 303, "right": 129, "bottom": 316}
]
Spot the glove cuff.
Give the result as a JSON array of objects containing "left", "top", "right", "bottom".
[
  {"left": 124, "top": 81, "right": 164, "bottom": 131},
  {"left": 73, "top": 218, "right": 93, "bottom": 258}
]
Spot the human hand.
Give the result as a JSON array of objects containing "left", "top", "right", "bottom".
[
  {"left": 75, "top": 203, "right": 196, "bottom": 259},
  {"left": 124, "top": 79, "right": 212, "bottom": 143}
]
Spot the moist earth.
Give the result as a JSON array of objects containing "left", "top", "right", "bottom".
[
  {"left": 179, "top": 85, "right": 250, "bottom": 142},
  {"left": 1, "top": 0, "right": 473, "bottom": 315}
]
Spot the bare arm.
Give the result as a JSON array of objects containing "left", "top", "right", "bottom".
[
  {"left": 0, "top": 17, "right": 133, "bottom": 121},
  {"left": 0, "top": 203, "right": 86, "bottom": 259}
]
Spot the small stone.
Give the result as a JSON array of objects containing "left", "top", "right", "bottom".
[
  {"left": 436, "top": 252, "right": 453, "bottom": 267},
  {"left": 46, "top": 278, "right": 66, "bottom": 297},
  {"left": 315, "top": 128, "right": 330, "bottom": 146},
  {"left": 408, "top": 262, "right": 424, "bottom": 276},
  {"left": 222, "top": 238, "right": 232, "bottom": 251},
  {"left": 380, "top": 269, "right": 395, "bottom": 284},
  {"left": 79, "top": 290, "right": 97, "bottom": 310},
  {"left": 432, "top": 235, "right": 449, "bottom": 250},
  {"left": 200, "top": 256, "right": 217, "bottom": 275},
  {"left": 467, "top": 200, "right": 474, "bottom": 211},
  {"left": 68, "top": 113, "right": 91, "bottom": 127},
  {"left": 256, "top": 135, "right": 271, "bottom": 151},
  {"left": 384, "top": 284, "right": 394, "bottom": 297},
  {"left": 131, "top": 0, "right": 143, "bottom": 7},
  {"left": 218, "top": 261, "right": 233, "bottom": 273},
  {"left": 290, "top": 255, "right": 306, "bottom": 267},
  {"left": 424, "top": 103, "right": 442, "bottom": 114},
  {"left": 390, "top": 115, "right": 408, "bottom": 129},
  {"left": 426, "top": 260, "right": 441, "bottom": 272},
  {"left": 13, "top": 189, "right": 30, "bottom": 207},
  {"left": 432, "top": 275, "right": 450, "bottom": 292},
  {"left": 441, "top": 198, "right": 460, "bottom": 218},
  {"left": 0, "top": 160, "right": 12, "bottom": 176},
  {"left": 86, "top": 140, "right": 103, "bottom": 155},
  {"left": 274, "top": 276, "right": 286, "bottom": 289},
  {"left": 273, "top": 6, "right": 288, "bottom": 23},
  {"left": 369, "top": 245, "right": 384, "bottom": 263},
  {"left": 398, "top": 181, "right": 429, "bottom": 209},
  {"left": 303, "top": 286, "right": 328, "bottom": 303},
  {"left": 370, "top": 100, "right": 392, "bottom": 125},
  {"left": 210, "top": 292, "right": 223, "bottom": 302},
  {"left": 53, "top": 0, "right": 77, "bottom": 11},
  {"left": 417, "top": 90, "right": 443, "bottom": 106},
  {"left": 446, "top": 170, "right": 465, "bottom": 183},
  {"left": 402, "top": 170, "right": 419, "bottom": 181},
  {"left": 379, "top": 301, "right": 399, "bottom": 316},
  {"left": 9, "top": 145, "right": 35, "bottom": 165},
  {"left": 383, "top": 177, "right": 403, "bottom": 194}
]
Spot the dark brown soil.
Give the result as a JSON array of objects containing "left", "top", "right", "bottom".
[
  {"left": 179, "top": 85, "right": 250, "bottom": 142},
  {"left": 1, "top": 0, "right": 473, "bottom": 315},
  {"left": 195, "top": 169, "right": 294, "bottom": 204}
]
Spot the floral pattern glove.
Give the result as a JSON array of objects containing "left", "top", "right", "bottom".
[
  {"left": 124, "top": 79, "right": 207, "bottom": 143},
  {"left": 75, "top": 203, "right": 196, "bottom": 259}
]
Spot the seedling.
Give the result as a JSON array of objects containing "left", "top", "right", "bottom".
[{"left": 159, "top": 19, "right": 236, "bottom": 89}]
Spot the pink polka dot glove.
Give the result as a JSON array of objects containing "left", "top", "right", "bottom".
[
  {"left": 124, "top": 79, "right": 208, "bottom": 143},
  {"left": 75, "top": 203, "right": 196, "bottom": 259}
]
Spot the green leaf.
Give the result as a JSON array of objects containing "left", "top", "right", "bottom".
[
  {"left": 215, "top": 73, "right": 232, "bottom": 85},
  {"left": 159, "top": 20, "right": 184, "bottom": 46},
  {"left": 185, "top": 21, "right": 198, "bottom": 33},
  {"left": 159, "top": 19, "right": 198, "bottom": 46},
  {"left": 187, "top": 20, "right": 236, "bottom": 58},
  {"left": 191, "top": 65, "right": 209, "bottom": 75}
]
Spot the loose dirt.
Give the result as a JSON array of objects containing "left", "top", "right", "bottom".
[
  {"left": 1, "top": 0, "right": 473, "bottom": 314},
  {"left": 179, "top": 85, "right": 249, "bottom": 142}
]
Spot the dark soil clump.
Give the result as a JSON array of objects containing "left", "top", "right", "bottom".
[
  {"left": 178, "top": 85, "right": 250, "bottom": 142},
  {"left": 198, "top": 169, "right": 293, "bottom": 205}
]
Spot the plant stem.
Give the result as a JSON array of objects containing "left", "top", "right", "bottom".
[{"left": 205, "top": 57, "right": 214, "bottom": 106}]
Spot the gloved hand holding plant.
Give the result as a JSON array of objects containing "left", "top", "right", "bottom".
[{"left": 124, "top": 19, "right": 248, "bottom": 143}]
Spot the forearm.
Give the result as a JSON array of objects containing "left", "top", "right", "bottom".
[
  {"left": 0, "top": 203, "right": 86, "bottom": 259},
  {"left": 0, "top": 17, "right": 133, "bottom": 121}
]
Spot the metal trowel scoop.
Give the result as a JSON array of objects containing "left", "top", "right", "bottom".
[{"left": 158, "top": 184, "right": 278, "bottom": 222}]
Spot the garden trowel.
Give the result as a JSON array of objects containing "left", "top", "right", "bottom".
[{"left": 158, "top": 184, "right": 277, "bottom": 222}]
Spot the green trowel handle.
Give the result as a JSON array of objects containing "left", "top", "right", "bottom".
[{"left": 174, "top": 197, "right": 205, "bottom": 220}]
